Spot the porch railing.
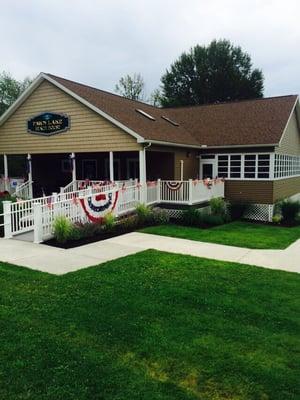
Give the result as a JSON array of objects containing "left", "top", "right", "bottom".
[
  {"left": 15, "top": 180, "right": 33, "bottom": 200},
  {"left": 61, "top": 179, "right": 137, "bottom": 194},
  {"left": 2, "top": 179, "right": 224, "bottom": 242}
]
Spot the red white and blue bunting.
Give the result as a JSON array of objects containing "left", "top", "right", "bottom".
[
  {"left": 166, "top": 181, "right": 183, "bottom": 191},
  {"left": 79, "top": 190, "right": 119, "bottom": 222}
]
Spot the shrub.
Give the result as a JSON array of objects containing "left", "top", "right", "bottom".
[
  {"left": 119, "top": 215, "right": 140, "bottom": 232},
  {"left": 280, "top": 200, "right": 300, "bottom": 224},
  {"left": 103, "top": 212, "right": 116, "bottom": 231},
  {"left": 201, "top": 213, "right": 225, "bottom": 226},
  {"left": 228, "top": 202, "right": 248, "bottom": 220},
  {"left": 53, "top": 216, "right": 74, "bottom": 243},
  {"left": 71, "top": 221, "right": 102, "bottom": 239},
  {"left": 151, "top": 208, "right": 170, "bottom": 225},
  {"left": 135, "top": 204, "right": 153, "bottom": 224},
  {"left": 181, "top": 208, "right": 201, "bottom": 227},
  {"left": 272, "top": 214, "right": 282, "bottom": 224},
  {"left": 210, "top": 197, "right": 226, "bottom": 217}
]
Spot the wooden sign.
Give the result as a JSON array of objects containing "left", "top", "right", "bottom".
[{"left": 27, "top": 112, "right": 70, "bottom": 136}]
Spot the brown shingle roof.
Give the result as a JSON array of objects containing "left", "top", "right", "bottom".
[
  {"left": 166, "top": 95, "right": 298, "bottom": 147},
  {"left": 46, "top": 74, "right": 199, "bottom": 146},
  {"left": 46, "top": 73, "right": 298, "bottom": 148}
]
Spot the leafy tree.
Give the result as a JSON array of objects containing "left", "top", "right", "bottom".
[
  {"left": 0, "top": 72, "right": 32, "bottom": 116},
  {"left": 160, "top": 39, "right": 264, "bottom": 107},
  {"left": 115, "top": 73, "right": 145, "bottom": 101},
  {"left": 148, "top": 88, "right": 162, "bottom": 107}
]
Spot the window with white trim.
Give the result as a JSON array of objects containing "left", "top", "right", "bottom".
[
  {"left": 257, "top": 154, "right": 270, "bottom": 179},
  {"left": 217, "top": 153, "right": 271, "bottom": 180},
  {"left": 229, "top": 155, "right": 241, "bottom": 178},
  {"left": 217, "top": 155, "right": 229, "bottom": 177},
  {"left": 244, "top": 154, "right": 256, "bottom": 178},
  {"left": 274, "top": 154, "right": 300, "bottom": 178}
]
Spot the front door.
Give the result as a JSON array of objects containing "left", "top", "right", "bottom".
[{"left": 201, "top": 160, "right": 217, "bottom": 179}]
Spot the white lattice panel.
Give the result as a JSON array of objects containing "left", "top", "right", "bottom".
[
  {"left": 163, "top": 209, "right": 184, "bottom": 219},
  {"left": 243, "top": 204, "right": 274, "bottom": 222}
]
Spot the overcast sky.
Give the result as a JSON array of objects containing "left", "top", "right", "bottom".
[{"left": 1, "top": 0, "right": 299, "bottom": 99}]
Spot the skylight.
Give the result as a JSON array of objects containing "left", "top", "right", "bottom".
[
  {"left": 136, "top": 109, "right": 155, "bottom": 121},
  {"left": 161, "top": 115, "right": 179, "bottom": 126}
]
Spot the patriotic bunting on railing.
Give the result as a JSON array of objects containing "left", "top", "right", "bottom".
[
  {"left": 166, "top": 181, "right": 183, "bottom": 191},
  {"left": 147, "top": 181, "right": 157, "bottom": 187},
  {"left": 79, "top": 190, "right": 119, "bottom": 222}
]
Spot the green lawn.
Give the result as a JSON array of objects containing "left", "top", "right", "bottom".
[
  {"left": 140, "top": 221, "right": 300, "bottom": 249},
  {"left": 0, "top": 250, "right": 299, "bottom": 399}
]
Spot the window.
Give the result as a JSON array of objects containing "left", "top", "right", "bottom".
[
  {"left": 161, "top": 116, "right": 179, "bottom": 126},
  {"left": 217, "top": 155, "right": 229, "bottom": 178},
  {"left": 135, "top": 109, "right": 155, "bottom": 121},
  {"left": 257, "top": 154, "right": 270, "bottom": 179},
  {"left": 274, "top": 154, "right": 300, "bottom": 178},
  {"left": 244, "top": 154, "right": 256, "bottom": 178},
  {"left": 229, "top": 155, "right": 241, "bottom": 178},
  {"left": 217, "top": 153, "right": 272, "bottom": 180},
  {"left": 201, "top": 154, "right": 215, "bottom": 159}
]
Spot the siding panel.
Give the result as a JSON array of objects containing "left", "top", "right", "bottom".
[
  {"left": 225, "top": 180, "right": 273, "bottom": 204},
  {"left": 276, "top": 111, "right": 300, "bottom": 155},
  {"left": 0, "top": 81, "right": 140, "bottom": 154},
  {"left": 273, "top": 177, "right": 300, "bottom": 201}
]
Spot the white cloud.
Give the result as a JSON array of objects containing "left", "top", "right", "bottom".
[{"left": 1, "top": 0, "right": 299, "bottom": 97}]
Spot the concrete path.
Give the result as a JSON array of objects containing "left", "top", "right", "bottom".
[{"left": 0, "top": 233, "right": 299, "bottom": 275}]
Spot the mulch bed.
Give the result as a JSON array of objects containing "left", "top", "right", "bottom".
[{"left": 43, "top": 226, "right": 138, "bottom": 249}]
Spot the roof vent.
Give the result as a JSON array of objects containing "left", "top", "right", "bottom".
[
  {"left": 161, "top": 115, "right": 179, "bottom": 126},
  {"left": 136, "top": 109, "right": 155, "bottom": 121}
]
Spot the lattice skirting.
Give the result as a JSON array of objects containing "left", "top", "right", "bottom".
[
  {"left": 163, "top": 209, "right": 184, "bottom": 219},
  {"left": 162, "top": 204, "right": 274, "bottom": 222},
  {"left": 243, "top": 204, "right": 274, "bottom": 222}
]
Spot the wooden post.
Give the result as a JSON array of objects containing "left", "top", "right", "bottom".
[
  {"left": 33, "top": 202, "right": 43, "bottom": 244},
  {"left": 3, "top": 201, "right": 12, "bottom": 239},
  {"left": 109, "top": 151, "right": 114, "bottom": 182}
]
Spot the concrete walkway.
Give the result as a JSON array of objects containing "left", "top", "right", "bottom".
[{"left": 0, "top": 233, "right": 299, "bottom": 275}]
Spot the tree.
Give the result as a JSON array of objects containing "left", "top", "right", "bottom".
[
  {"left": 160, "top": 39, "right": 264, "bottom": 107},
  {"left": 0, "top": 72, "right": 32, "bottom": 116},
  {"left": 148, "top": 88, "right": 162, "bottom": 107},
  {"left": 115, "top": 73, "right": 145, "bottom": 101}
]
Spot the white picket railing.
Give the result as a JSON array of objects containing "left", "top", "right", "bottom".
[
  {"left": 15, "top": 180, "right": 33, "bottom": 200},
  {"left": 61, "top": 179, "right": 136, "bottom": 194},
  {"left": 2, "top": 179, "right": 225, "bottom": 242},
  {"left": 160, "top": 180, "right": 190, "bottom": 203}
]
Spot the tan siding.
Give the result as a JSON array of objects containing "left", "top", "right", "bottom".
[
  {"left": 0, "top": 80, "right": 141, "bottom": 154},
  {"left": 225, "top": 180, "right": 273, "bottom": 204},
  {"left": 276, "top": 111, "right": 300, "bottom": 155},
  {"left": 273, "top": 177, "right": 300, "bottom": 202},
  {"left": 149, "top": 145, "right": 198, "bottom": 179}
]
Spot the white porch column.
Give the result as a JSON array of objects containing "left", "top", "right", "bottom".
[
  {"left": 139, "top": 148, "right": 147, "bottom": 203},
  {"left": 27, "top": 154, "right": 33, "bottom": 198},
  {"left": 180, "top": 160, "right": 184, "bottom": 181},
  {"left": 3, "top": 154, "right": 8, "bottom": 192},
  {"left": 109, "top": 151, "right": 114, "bottom": 182},
  {"left": 139, "top": 149, "right": 146, "bottom": 184},
  {"left": 70, "top": 152, "right": 76, "bottom": 182}
]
